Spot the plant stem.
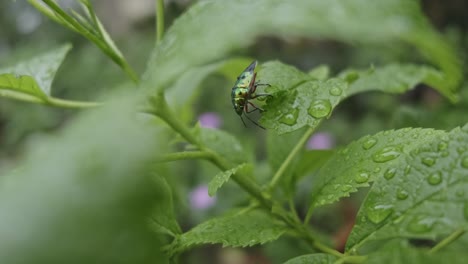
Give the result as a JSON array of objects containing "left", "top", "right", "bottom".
[
  {"left": 267, "top": 126, "right": 315, "bottom": 191},
  {"left": 156, "top": 0, "right": 165, "bottom": 42},
  {"left": 149, "top": 93, "right": 271, "bottom": 208},
  {"left": 150, "top": 93, "right": 342, "bottom": 257},
  {"left": 430, "top": 228, "right": 466, "bottom": 253},
  {"left": 158, "top": 151, "right": 213, "bottom": 162},
  {"left": 0, "top": 90, "right": 100, "bottom": 108}
]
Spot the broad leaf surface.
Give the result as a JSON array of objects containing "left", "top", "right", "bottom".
[
  {"left": 167, "top": 209, "right": 287, "bottom": 256},
  {"left": 366, "top": 240, "right": 468, "bottom": 264},
  {"left": 0, "top": 44, "right": 71, "bottom": 99},
  {"left": 259, "top": 61, "right": 453, "bottom": 134},
  {"left": 208, "top": 163, "right": 248, "bottom": 196},
  {"left": 0, "top": 95, "right": 167, "bottom": 263},
  {"left": 283, "top": 253, "right": 338, "bottom": 264},
  {"left": 196, "top": 127, "right": 248, "bottom": 164},
  {"left": 346, "top": 124, "right": 468, "bottom": 251},
  {"left": 143, "top": 0, "right": 460, "bottom": 97},
  {"left": 309, "top": 128, "right": 445, "bottom": 210}
]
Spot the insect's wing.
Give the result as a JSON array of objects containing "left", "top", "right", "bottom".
[{"left": 244, "top": 60, "right": 257, "bottom": 73}]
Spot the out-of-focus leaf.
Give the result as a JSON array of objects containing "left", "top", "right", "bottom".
[
  {"left": 195, "top": 126, "right": 248, "bottom": 164},
  {"left": 283, "top": 253, "right": 338, "bottom": 264},
  {"left": 143, "top": 0, "right": 460, "bottom": 97},
  {"left": 166, "top": 209, "right": 287, "bottom": 256},
  {"left": 151, "top": 176, "right": 182, "bottom": 237},
  {"left": 0, "top": 44, "right": 71, "bottom": 99},
  {"left": 346, "top": 124, "right": 468, "bottom": 252},
  {"left": 0, "top": 95, "right": 167, "bottom": 263}
]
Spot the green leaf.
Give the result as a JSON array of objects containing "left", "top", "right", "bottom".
[
  {"left": 208, "top": 163, "right": 248, "bottom": 196},
  {"left": 151, "top": 176, "right": 182, "bottom": 237},
  {"left": 0, "top": 95, "right": 166, "bottom": 263},
  {"left": 166, "top": 208, "right": 287, "bottom": 256},
  {"left": 283, "top": 253, "right": 337, "bottom": 264},
  {"left": 344, "top": 63, "right": 448, "bottom": 99},
  {"left": 143, "top": 0, "right": 460, "bottom": 96},
  {"left": 366, "top": 240, "right": 468, "bottom": 264},
  {"left": 309, "top": 128, "right": 445, "bottom": 211},
  {"left": 259, "top": 61, "right": 454, "bottom": 134},
  {"left": 196, "top": 126, "right": 249, "bottom": 164},
  {"left": 294, "top": 150, "right": 335, "bottom": 179},
  {"left": 260, "top": 61, "right": 347, "bottom": 134},
  {"left": 346, "top": 124, "right": 468, "bottom": 251},
  {"left": 0, "top": 44, "right": 71, "bottom": 99},
  {"left": 283, "top": 253, "right": 338, "bottom": 264}
]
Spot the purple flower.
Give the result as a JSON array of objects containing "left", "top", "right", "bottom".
[
  {"left": 307, "top": 132, "right": 335, "bottom": 150},
  {"left": 198, "top": 112, "right": 222, "bottom": 128},
  {"left": 189, "top": 185, "right": 216, "bottom": 210}
]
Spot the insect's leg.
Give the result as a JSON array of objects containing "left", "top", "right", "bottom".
[
  {"left": 254, "top": 83, "right": 271, "bottom": 87},
  {"left": 250, "top": 93, "right": 272, "bottom": 99},
  {"left": 239, "top": 115, "right": 247, "bottom": 127},
  {"left": 244, "top": 113, "right": 266, "bottom": 129},
  {"left": 246, "top": 102, "right": 263, "bottom": 113}
]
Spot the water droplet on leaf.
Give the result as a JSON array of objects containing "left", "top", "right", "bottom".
[
  {"left": 362, "top": 138, "right": 378, "bottom": 150},
  {"left": 329, "top": 87, "right": 342, "bottom": 96},
  {"left": 279, "top": 108, "right": 299, "bottom": 126},
  {"left": 367, "top": 205, "right": 393, "bottom": 224},
  {"left": 461, "top": 156, "right": 468, "bottom": 169},
  {"left": 421, "top": 157, "right": 436, "bottom": 167},
  {"left": 407, "top": 216, "right": 435, "bottom": 233},
  {"left": 355, "top": 172, "right": 370, "bottom": 183},
  {"left": 384, "top": 168, "right": 397, "bottom": 180},
  {"left": 308, "top": 99, "right": 332, "bottom": 118},
  {"left": 456, "top": 189, "right": 465, "bottom": 197},
  {"left": 396, "top": 189, "right": 409, "bottom": 200},
  {"left": 372, "top": 146, "right": 401, "bottom": 163},
  {"left": 438, "top": 141, "right": 448, "bottom": 151},
  {"left": 340, "top": 185, "right": 352, "bottom": 192},
  {"left": 427, "top": 172, "right": 442, "bottom": 185}
]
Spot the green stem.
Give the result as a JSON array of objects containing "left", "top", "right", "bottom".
[
  {"left": 158, "top": 151, "right": 213, "bottom": 162},
  {"left": 149, "top": 93, "right": 271, "bottom": 208},
  {"left": 35, "top": 0, "right": 139, "bottom": 83},
  {"left": 267, "top": 126, "right": 315, "bottom": 191},
  {"left": 156, "top": 0, "right": 165, "bottom": 42},
  {"left": 0, "top": 90, "right": 100, "bottom": 109},
  {"left": 430, "top": 228, "right": 466, "bottom": 254},
  {"left": 149, "top": 93, "right": 342, "bottom": 257},
  {"left": 333, "top": 255, "right": 367, "bottom": 264}
]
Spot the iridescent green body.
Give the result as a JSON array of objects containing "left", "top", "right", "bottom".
[{"left": 230, "top": 60, "right": 270, "bottom": 128}]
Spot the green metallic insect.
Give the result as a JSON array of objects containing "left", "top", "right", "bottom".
[{"left": 231, "top": 60, "right": 270, "bottom": 129}]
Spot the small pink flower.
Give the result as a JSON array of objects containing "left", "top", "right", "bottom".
[
  {"left": 198, "top": 112, "right": 222, "bottom": 128},
  {"left": 189, "top": 185, "right": 216, "bottom": 210},
  {"left": 307, "top": 132, "right": 335, "bottom": 150}
]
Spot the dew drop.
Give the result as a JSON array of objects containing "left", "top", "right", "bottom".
[
  {"left": 362, "top": 138, "right": 378, "bottom": 150},
  {"left": 374, "top": 167, "right": 381, "bottom": 173},
  {"left": 441, "top": 151, "right": 449, "bottom": 157},
  {"left": 456, "top": 189, "right": 465, "bottom": 198},
  {"left": 421, "top": 157, "right": 436, "bottom": 167},
  {"left": 461, "top": 156, "right": 468, "bottom": 169},
  {"left": 279, "top": 108, "right": 299, "bottom": 126},
  {"left": 407, "top": 216, "right": 435, "bottom": 233},
  {"left": 354, "top": 172, "right": 370, "bottom": 183},
  {"left": 367, "top": 204, "right": 393, "bottom": 224},
  {"left": 372, "top": 146, "right": 401, "bottom": 163},
  {"left": 384, "top": 168, "right": 397, "bottom": 180},
  {"left": 404, "top": 165, "right": 412, "bottom": 175},
  {"left": 308, "top": 99, "right": 332, "bottom": 118},
  {"left": 438, "top": 141, "right": 448, "bottom": 151},
  {"left": 396, "top": 189, "right": 409, "bottom": 200},
  {"left": 329, "top": 87, "right": 343, "bottom": 96},
  {"left": 427, "top": 172, "right": 442, "bottom": 185},
  {"left": 340, "top": 184, "right": 353, "bottom": 192}
]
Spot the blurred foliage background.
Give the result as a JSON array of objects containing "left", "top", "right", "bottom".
[{"left": 1, "top": 0, "right": 467, "bottom": 263}]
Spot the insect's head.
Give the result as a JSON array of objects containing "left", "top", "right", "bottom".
[{"left": 234, "top": 102, "right": 243, "bottom": 116}]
